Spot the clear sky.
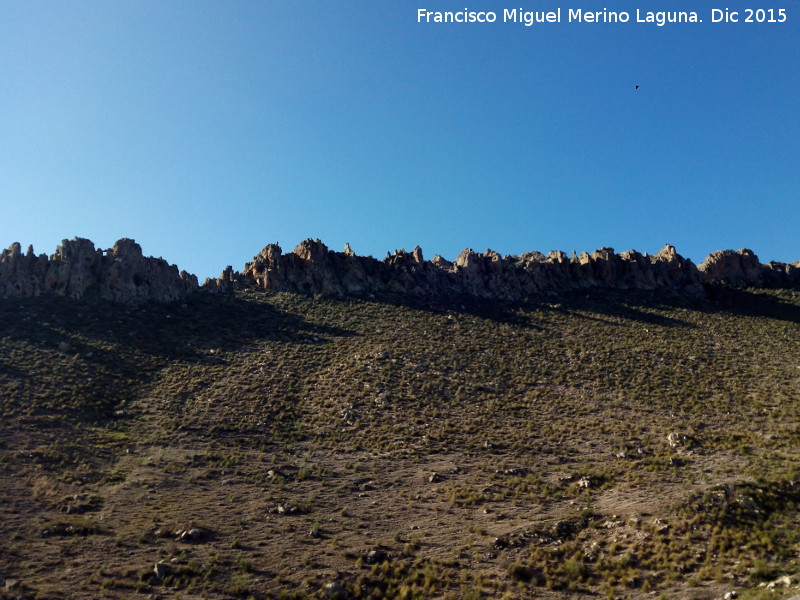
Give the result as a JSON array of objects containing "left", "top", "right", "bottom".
[{"left": 1, "top": 1, "right": 798, "bottom": 280}]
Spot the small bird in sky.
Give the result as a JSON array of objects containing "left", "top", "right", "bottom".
[{"left": 635, "top": 85, "right": 640, "bottom": 89}]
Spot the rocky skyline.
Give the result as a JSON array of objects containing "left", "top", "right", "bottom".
[{"left": 1, "top": 237, "right": 798, "bottom": 305}]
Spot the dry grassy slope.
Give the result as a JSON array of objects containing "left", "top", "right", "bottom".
[{"left": 1, "top": 288, "right": 800, "bottom": 600}]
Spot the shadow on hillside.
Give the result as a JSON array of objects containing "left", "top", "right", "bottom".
[
  {"left": 0, "top": 293, "right": 359, "bottom": 422},
  {"left": 381, "top": 294, "right": 545, "bottom": 329},
  {"left": 1, "top": 286, "right": 796, "bottom": 364},
  {"left": 544, "top": 290, "right": 699, "bottom": 328},
  {"left": 0, "top": 293, "right": 356, "bottom": 364},
  {"left": 371, "top": 285, "right": 800, "bottom": 329},
  {"left": 376, "top": 289, "right": 697, "bottom": 329},
  {"left": 536, "top": 286, "right": 800, "bottom": 327},
  {"left": 701, "top": 285, "right": 800, "bottom": 323}
]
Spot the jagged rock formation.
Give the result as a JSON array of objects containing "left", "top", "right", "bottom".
[
  {"left": 699, "top": 248, "right": 800, "bottom": 289},
  {"left": 3, "top": 237, "right": 797, "bottom": 305},
  {"left": 206, "top": 239, "right": 709, "bottom": 300},
  {"left": 0, "top": 238, "right": 198, "bottom": 303},
  {"left": 207, "top": 240, "right": 800, "bottom": 301}
]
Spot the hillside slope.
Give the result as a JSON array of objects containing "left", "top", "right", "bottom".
[{"left": 1, "top": 287, "right": 800, "bottom": 599}]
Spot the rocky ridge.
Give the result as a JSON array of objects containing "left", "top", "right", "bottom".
[
  {"left": 0, "top": 238, "right": 198, "bottom": 303},
  {"left": 698, "top": 248, "right": 800, "bottom": 288},
  {"left": 207, "top": 239, "right": 800, "bottom": 301},
  {"left": 1, "top": 237, "right": 798, "bottom": 304}
]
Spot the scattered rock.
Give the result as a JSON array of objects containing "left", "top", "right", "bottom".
[
  {"left": 583, "top": 541, "right": 600, "bottom": 562},
  {"left": 364, "top": 549, "right": 389, "bottom": 564},
  {"left": 4, "top": 579, "right": 19, "bottom": 591},
  {"left": 153, "top": 527, "right": 173, "bottom": 539},
  {"left": 496, "top": 467, "right": 527, "bottom": 476},
  {"left": 653, "top": 518, "right": 670, "bottom": 534},
  {"left": 603, "top": 519, "right": 623, "bottom": 528},
  {"left": 178, "top": 527, "right": 207, "bottom": 542},
  {"left": 666, "top": 432, "right": 689, "bottom": 449},
  {"left": 58, "top": 495, "right": 101, "bottom": 515},
  {"left": 492, "top": 537, "right": 509, "bottom": 550},
  {"left": 267, "top": 468, "right": 285, "bottom": 480},
  {"left": 576, "top": 476, "right": 592, "bottom": 489},
  {"left": 428, "top": 472, "right": 441, "bottom": 483},
  {"left": 153, "top": 561, "right": 173, "bottom": 579},
  {"left": 323, "top": 582, "right": 349, "bottom": 599},
  {"left": 765, "top": 575, "right": 793, "bottom": 589},
  {"left": 275, "top": 503, "right": 298, "bottom": 515},
  {"left": 555, "top": 520, "right": 574, "bottom": 538},
  {"left": 41, "top": 523, "right": 77, "bottom": 537}
]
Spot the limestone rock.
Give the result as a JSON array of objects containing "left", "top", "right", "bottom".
[
  {"left": 4, "top": 579, "right": 20, "bottom": 591},
  {"left": 178, "top": 527, "right": 207, "bottom": 542},
  {"left": 323, "top": 582, "right": 349, "bottom": 599},
  {"left": 0, "top": 238, "right": 198, "bottom": 303},
  {"left": 153, "top": 561, "right": 173, "bottom": 579},
  {"left": 699, "top": 249, "right": 763, "bottom": 287},
  {"left": 209, "top": 240, "right": 712, "bottom": 301},
  {"left": 364, "top": 549, "right": 389, "bottom": 564},
  {"left": 666, "top": 432, "right": 689, "bottom": 449},
  {"left": 7, "top": 235, "right": 797, "bottom": 306}
]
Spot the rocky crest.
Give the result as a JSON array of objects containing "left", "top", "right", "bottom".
[
  {"left": 0, "top": 238, "right": 198, "bottom": 303},
  {"left": 206, "top": 240, "right": 711, "bottom": 300},
  {"left": 698, "top": 249, "right": 800, "bottom": 289},
  {"left": 3, "top": 238, "right": 797, "bottom": 305},
  {"left": 206, "top": 241, "right": 800, "bottom": 301}
]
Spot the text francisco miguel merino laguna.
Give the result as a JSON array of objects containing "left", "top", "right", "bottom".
[{"left": 417, "top": 7, "right": 776, "bottom": 26}]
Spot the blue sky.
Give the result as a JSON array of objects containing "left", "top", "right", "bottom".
[{"left": 1, "top": 1, "right": 797, "bottom": 280}]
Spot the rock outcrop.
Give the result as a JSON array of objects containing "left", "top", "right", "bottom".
[
  {"left": 699, "top": 248, "right": 800, "bottom": 289},
  {"left": 0, "top": 238, "right": 198, "bottom": 303},
  {"left": 4, "top": 237, "right": 796, "bottom": 305},
  {"left": 205, "top": 240, "right": 708, "bottom": 300}
]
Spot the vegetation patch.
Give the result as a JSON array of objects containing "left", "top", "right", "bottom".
[{"left": 1, "top": 288, "right": 799, "bottom": 598}]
